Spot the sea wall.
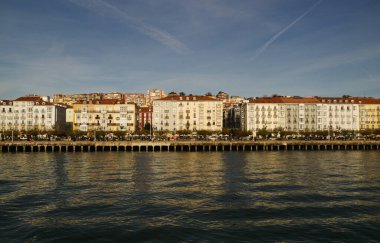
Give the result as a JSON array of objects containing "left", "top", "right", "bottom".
[{"left": 1, "top": 140, "right": 380, "bottom": 152}]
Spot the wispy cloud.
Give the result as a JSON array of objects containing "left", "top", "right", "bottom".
[
  {"left": 292, "top": 44, "right": 380, "bottom": 74},
  {"left": 250, "top": 0, "right": 323, "bottom": 61},
  {"left": 70, "top": 0, "right": 191, "bottom": 54}
]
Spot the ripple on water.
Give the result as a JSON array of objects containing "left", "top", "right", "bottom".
[{"left": 0, "top": 151, "right": 379, "bottom": 242}]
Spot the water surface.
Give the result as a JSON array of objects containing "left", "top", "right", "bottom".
[{"left": 1, "top": 151, "right": 379, "bottom": 242}]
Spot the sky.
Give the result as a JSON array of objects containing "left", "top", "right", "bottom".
[{"left": 1, "top": 0, "right": 380, "bottom": 99}]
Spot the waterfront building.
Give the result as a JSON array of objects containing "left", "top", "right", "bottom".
[
  {"left": 357, "top": 98, "right": 380, "bottom": 130},
  {"left": 283, "top": 97, "right": 318, "bottom": 131},
  {"left": 73, "top": 100, "right": 137, "bottom": 133},
  {"left": 243, "top": 97, "right": 320, "bottom": 134},
  {"left": 138, "top": 106, "right": 153, "bottom": 131},
  {"left": 317, "top": 98, "right": 360, "bottom": 131},
  {"left": 0, "top": 96, "right": 66, "bottom": 132},
  {"left": 243, "top": 97, "right": 283, "bottom": 134},
  {"left": 66, "top": 106, "right": 74, "bottom": 130},
  {"left": 146, "top": 89, "right": 166, "bottom": 105},
  {"left": 0, "top": 100, "right": 13, "bottom": 136},
  {"left": 224, "top": 104, "right": 243, "bottom": 129},
  {"left": 243, "top": 96, "right": 376, "bottom": 134},
  {"left": 153, "top": 95, "right": 223, "bottom": 132}
]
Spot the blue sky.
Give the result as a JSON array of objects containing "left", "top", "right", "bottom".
[{"left": 1, "top": 0, "right": 379, "bottom": 99}]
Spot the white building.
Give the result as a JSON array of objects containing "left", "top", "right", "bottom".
[
  {"left": 243, "top": 97, "right": 285, "bottom": 133},
  {"left": 0, "top": 96, "right": 66, "bottom": 132},
  {"left": 317, "top": 98, "right": 360, "bottom": 131},
  {"left": 243, "top": 97, "right": 320, "bottom": 134},
  {"left": 153, "top": 95, "right": 223, "bottom": 132},
  {"left": 243, "top": 97, "right": 363, "bottom": 134}
]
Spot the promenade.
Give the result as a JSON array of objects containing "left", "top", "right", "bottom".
[{"left": 1, "top": 140, "right": 380, "bottom": 152}]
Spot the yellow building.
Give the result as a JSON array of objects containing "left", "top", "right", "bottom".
[
  {"left": 358, "top": 98, "right": 380, "bottom": 130},
  {"left": 73, "top": 99, "right": 137, "bottom": 133}
]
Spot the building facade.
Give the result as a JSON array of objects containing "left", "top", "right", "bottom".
[
  {"left": 317, "top": 98, "right": 360, "bottom": 131},
  {"left": 0, "top": 96, "right": 66, "bottom": 132},
  {"left": 73, "top": 100, "right": 137, "bottom": 133},
  {"left": 124, "top": 93, "right": 146, "bottom": 106},
  {"left": 146, "top": 89, "right": 166, "bottom": 106},
  {"left": 153, "top": 95, "right": 223, "bottom": 132},
  {"left": 243, "top": 97, "right": 320, "bottom": 134},
  {"left": 224, "top": 104, "right": 243, "bottom": 129},
  {"left": 243, "top": 97, "right": 380, "bottom": 134},
  {"left": 138, "top": 106, "right": 153, "bottom": 131},
  {"left": 358, "top": 99, "right": 380, "bottom": 130}
]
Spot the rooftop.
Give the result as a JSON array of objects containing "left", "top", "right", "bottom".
[{"left": 157, "top": 95, "right": 219, "bottom": 101}]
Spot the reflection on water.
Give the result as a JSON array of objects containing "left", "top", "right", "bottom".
[{"left": 1, "top": 152, "right": 380, "bottom": 242}]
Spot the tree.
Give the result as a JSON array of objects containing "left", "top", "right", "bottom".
[
  {"left": 197, "top": 130, "right": 213, "bottom": 137},
  {"left": 177, "top": 129, "right": 191, "bottom": 135},
  {"left": 179, "top": 92, "right": 186, "bottom": 96},
  {"left": 113, "top": 131, "right": 126, "bottom": 139},
  {"left": 272, "top": 94, "right": 282, "bottom": 97},
  {"left": 144, "top": 123, "right": 151, "bottom": 131},
  {"left": 256, "top": 128, "right": 271, "bottom": 138},
  {"left": 205, "top": 92, "right": 213, "bottom": 96}
]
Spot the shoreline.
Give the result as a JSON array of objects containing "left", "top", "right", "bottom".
[{"left": 1, "top": 140, "right": 380, "bottom": 152}]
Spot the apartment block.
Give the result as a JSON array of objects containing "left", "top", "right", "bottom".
[
  {"left": 138, "top": 106, "right": 153, "bottom": 131},
  {"left": 124, "top": 93, "right": 146, "bottom": 106},
  {"left": 0, "top": 96, "right": 66, "bottom": 132},
  {"left": 243, "top": 97, "right": 319, "bottom": 133},
  {"left": 153, "top": 95, "right": 223, "bottom": 132},
  {"left": 316, "top": 98, "right": 360, "bottom": 131},
  {"left": 73, "top": 99, "right": 137, "bottom": 133},
  {"left": 243, "top": 96, "right": 380, "bottom": 134}
]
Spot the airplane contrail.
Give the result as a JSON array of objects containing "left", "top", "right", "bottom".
[
  {"left": 70, "top": 0, "right": 191, "bottom": 54},
  {"left": 251, "top": 0, "right": 323, "bottom": 61}
]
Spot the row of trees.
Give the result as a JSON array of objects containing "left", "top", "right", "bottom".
[
  {"left": 255, "top": 127, "right": 380, "bottom": 139},
  {"left": 1, "top": 126, "right": 251, "bottom": 140},
  {"left": 2, "top": 125, "right": 380, "bottom": 141}
]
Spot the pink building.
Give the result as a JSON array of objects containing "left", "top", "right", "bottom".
[{"left": 138, "top": 106, "right": 153, "bottom": 131}]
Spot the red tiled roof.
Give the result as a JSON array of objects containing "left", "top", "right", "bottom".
[
  {"left": 249, "top": 97, "right": 380, "bottom": 104},
  {"left": 156, "top": 95, "right": 219, "bottom": 101},
  {"left": 250, "top": 97, "right": 320, "bottom": 104},
  {"left": 317, "top": 97, "right": 380, "bottom": 104},
  {"left": 0, "top": 100, "right": 12, "bottom": 105},
  {"left": 13, "top": 96, "right": 55, "bottom": 106},
  {"left": 14, "top": 96, "right": 42, "bottom": 102}
]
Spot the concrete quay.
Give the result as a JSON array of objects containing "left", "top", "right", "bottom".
[{"left": 1, "top": 140, "right": 380, "bottom": 153}]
